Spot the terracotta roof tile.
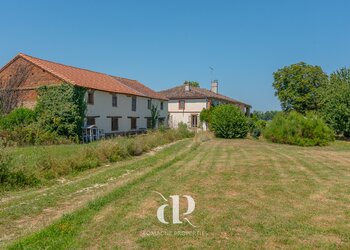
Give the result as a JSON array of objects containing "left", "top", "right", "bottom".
[
  {"left": 112, "top": 76, "right": 168, "bottom": 100},
  {"left": 159, "top": 85, "right": 250, "bottom": 107},
  {"left": 15, "top": 53, "right": 167, "bottom": 100}
]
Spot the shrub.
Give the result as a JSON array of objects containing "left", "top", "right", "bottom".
[
  {"left": 3, "top": 128, "right": 195, "bottom": 190},
  {"left": 0, "top": 147, "right": 39, "bottom": 189},
  {"left": 200, "top": 107, "right": 216, "bottom": 130},
  {"left": 210, "top": 105, "right": 249, "bottom": 139},
  {"left": 200, "top": 107, "right": 215, "bottom": 123},
  {"left": 0, "top": 108, "right": 36, "bottom": 130},
  {"left": 0, "top": 148, "right": 11, "bottom": 184},
  {"left": 0, "top": 124, "right": 72, "bottom": 146},
  {"left": 177, "top": 122, "right": 195, "bottom": 138},
  {"left": 264, "top": 111, "right": 334, "bottom": 146},
  {"left": 248, "top": 117, "right": 267, "bottom": 139}
]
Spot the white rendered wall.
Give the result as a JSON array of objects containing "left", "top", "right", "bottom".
[
  {"left": 85, "top": 90, "right": 168, "bottom": 133},
  {"left": 168, "top": 99, "right": 207, "bottom": 129}
]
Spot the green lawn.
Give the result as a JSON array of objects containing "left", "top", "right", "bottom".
[{"left": 2, "top": 138, "right": 350, "bottom": 249}]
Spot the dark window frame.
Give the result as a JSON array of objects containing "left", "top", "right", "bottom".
[
  {"left": 191, "top": 114, "right": 198, "bottom": 128},
  {"left": 86, "top": 117, "right": 96, "bottom": 126},
  {"left": 147, "top": 99, "right": 152, "bottom": 110},
  {"left": 132, "top": 96, "right": 137, "bottom": 111},
  {"left": 160, "top": 101, "right": 164, "bottom": 110},
  {"left": 146, "top": 117, "right": 152, "bottom": 129},
  {"left": 111, "top": 117, "right": 119, "bottom": 131},
  {"left": 87, "top": 91, "right": 94, "bottom": 105},
  {"left": 112, "top": 94, "right": 118, "bottom": 107},
  {"left": 179, "top": 100, "right": 185, "bottom": 110},
  {"left": 130, "top": 117, "right": 137, "bottom": 130}
]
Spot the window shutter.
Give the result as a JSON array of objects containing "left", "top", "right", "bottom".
[
  {"left": 111, "top": 117, "right": 118, "bottom": 131},
  {"left": 132, "top": 97, "right": 137, "bottom": 111},
  {"left": 112, "top": 95, "right": 117, "bottom": 107},
  {"left": 88, "top": 91, "right": 94, "bottom": 105}
]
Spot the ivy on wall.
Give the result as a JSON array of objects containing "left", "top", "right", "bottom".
[{"left": 35, "top": 83, "right": 87, "bottom": 140}]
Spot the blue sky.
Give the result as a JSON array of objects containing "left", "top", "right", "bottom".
[{"left": 1, "top": 0, "right": 350, "bottom": 111}]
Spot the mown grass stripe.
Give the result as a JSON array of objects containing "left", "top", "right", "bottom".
[{"left": 8, "top": 144, "right": 199, "bottom": 250}]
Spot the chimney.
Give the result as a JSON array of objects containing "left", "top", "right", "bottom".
[
  {"left": 185, "top": 83, "right": 191, "bottom": 92},
  {"left": 211, "top": 80, "right": 218, "bottom": 94}
]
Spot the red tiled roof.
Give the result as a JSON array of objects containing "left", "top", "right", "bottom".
[
  {"left": 4, "top": 53, "right": 168, "bottom": 100},
  {"left": 112, "top": 76, "right": 168, "bottom": 101},
  {"left": 159, "top": 85, "right": 251, "bottom": 107}
]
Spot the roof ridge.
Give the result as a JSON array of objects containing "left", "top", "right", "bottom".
[
  {"left": 112, "top": 76, "right": 168, "bottom": 100},
  {"left": 110, "top": 76, "right": 146, "bottom": 97},
  {"left": 2, "top": 53, "right": 167, "bottom": 100},
  {"left": 20, "top": 53, "right": 116, "bottom": 79},
  {"left": 113, "top": 76, "right": 137, "bottom": 82},
  {"left": 19, "top": 53, "right": 76, "bottom": 84},
  {"left": 160, "top": 84, "right": 250, "bottom": 106}
]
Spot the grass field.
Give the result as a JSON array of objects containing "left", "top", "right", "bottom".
[
  {"left": 1, "top": 129, "right": 193, "bottom": 190},
  {"left": 1, "top": 137, "right": 350, "bottom": 249}
]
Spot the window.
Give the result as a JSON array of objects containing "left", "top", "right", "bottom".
[
  {"left": 160, "top": 102, "right": 164, "bottom": 110},
  {"left": 111, "top": 117, "right": 119, "bottom": 131},
  {"left": 191, "top": 115, "right": 198, "bottom": 128},
  {"left": 132, "top": 96, "right": 137, "bottom": 111},
  {"left": 179, "top": 100, "right": 185, "bottom": 110},
  {"left": 86, "top": 117, "right": 95, "bottom": 126},
  {"left": 146, "top": 117, "right": 152, "bottom": 129},
  {"left": 147, "top": 99, "right": 152, "bottom": 110},
  {"left": 87, "top": 91, "right": 94, "bottom": 105},
  {"left": 112, "top": 94, "right": 117, "bottom": 107},
  {"left": 130, "top": 117, "right": 137, "bottom": 130}
]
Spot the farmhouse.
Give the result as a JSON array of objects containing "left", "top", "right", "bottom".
[
  {"left": 160, "top": 81, "right": 251, "bottom": 130},
  {"left": 0, "top": 53, "right": 168, "bottom": 135}
]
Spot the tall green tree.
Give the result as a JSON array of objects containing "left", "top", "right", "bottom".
[
  {"left": 273, "top": 62, "right": 328, "bottom": 113},
  {"left": 319, "top": 67, "right": 350, "bottom": 137},
  {"left": 251, "top": 110, "right": 279, "bottom": 121},
  {"left": 183, "top": 81, "right": 200, "bottom": 87}
]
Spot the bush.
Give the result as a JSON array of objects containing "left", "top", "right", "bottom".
[
  {"left": 200, "top": 107, "right": 216, "bottom": 130},
  {"left": 0, "top": 124, "right": 72, "bottom": 146},
  {"left": 248, "top": 117, "right": 267, "bottom": 139},
  {"left": 0, "top": 147, "right": 39, "bottom": 189},
  {"left": 31, "top": 128, "right": 194, "bottom": 183},
  {"left": 264, "top": 111, "right": 334, "bottom": 146},
  {"left": 210, "top": 105, "right": 249, "bottom": 139},
  {"left": 0, "top": 149, "right": 11, "bottom": 184},
  {"left": 0, "top": 108, "right": 36, "bottom": 130},
  {"left": 177, "top": 122, "right": 195, "bottom": 138}
]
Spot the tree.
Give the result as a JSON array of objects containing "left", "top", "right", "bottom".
[
  {"left": 183, "top": 81, "right": 200, "bottom": 87},
  {"left": 273, "top": 62, "right": 328, "bottom": 113},
  {"left": 150, "top": 104, "right": 160, "bottom": 129},
  {"left": 251, "top": 110, "right": 279, "bottom": 121},
  {"left": 318, "top": 67, "right": 350, "bottom": 137},
  {"left": 0, "top": 64, "right": 33, "bottom": 115}
]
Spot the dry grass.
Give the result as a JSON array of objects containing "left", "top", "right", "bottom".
[{"left": 5, "top": 138, "right": 350, "bottom": 249}]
